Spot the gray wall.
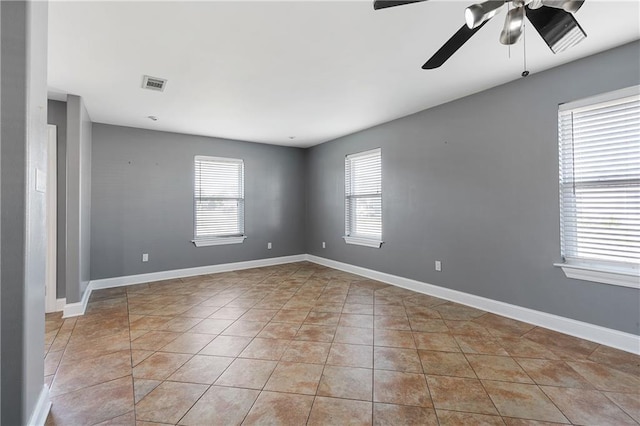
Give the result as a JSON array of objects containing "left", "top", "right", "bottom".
[
  {"left": 1, "top": 1, "right": 48, "bottom": 424},
  {"left": 306, "top": 41, "right": 640, "bottom": 335},
  {"left": 47, "top": 99, "right": 67, "bottom": 298},
  {"left": 80, "top": 99, "right": 92, "bottom": 295},
  {"left": 1, "top": 3, "right": 3, "bottom": 419},
  {"left": 65, "top": 95, "right": 92, "bottom": 303},
  {"left": 91, "top": 124, "right": 306, "bottom": 279}
]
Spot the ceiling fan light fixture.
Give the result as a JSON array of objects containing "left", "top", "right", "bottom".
[
  {"left": 528, "top": 0, "right": 544, "bottom": 9},
  {"left": 465, "top": 0, "right": 504, "bottom": 29},
  {"left": 500, "top": 5, "right": 525, "bottom": 45},
  {"left": 539, "top": 0, "right": 585, "bottom": 13}
]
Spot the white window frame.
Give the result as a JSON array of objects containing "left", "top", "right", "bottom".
[
  {"left": 343, "top": 148, "right": 383, "bottom": 248},
  {"left": 555, "top": 86, "right": 640, "bottom": 289},
  {"left": 192, "top": 155, "right": 246, "bottom": 247}
]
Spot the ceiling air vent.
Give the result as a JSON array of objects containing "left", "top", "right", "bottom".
[{"left": 142, "top": 75, "right": 167, "bottom": 92}]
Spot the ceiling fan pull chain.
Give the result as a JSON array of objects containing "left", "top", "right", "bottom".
[{"left": 522, "top": 20, "right": 530, "bottom": 77}]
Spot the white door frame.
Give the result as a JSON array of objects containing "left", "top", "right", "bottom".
[{"left": 46, "top": 124, "right": 57, "bottom": 313}]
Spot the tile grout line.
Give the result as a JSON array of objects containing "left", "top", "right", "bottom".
[{"left": 601, "top": 392, "right": 640, "bottom": 424}]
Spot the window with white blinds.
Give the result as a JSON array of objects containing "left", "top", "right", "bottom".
[
  {"left": 193, "top": 155, "right": 246, "bottom": 246},
  {"left": 558, "top": 86, "right": 639, "bottom": 286},
  {"left": 344, "top": 148, "right": 382, "bottom": 248}
]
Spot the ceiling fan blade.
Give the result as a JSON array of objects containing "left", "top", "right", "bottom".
[
  {"left": 525, "top": 5, "right": 586, "bottom": 53},
  {"left": 500, "top": 6, "right": 525, "bottom": 45},
  {"left": 373, "top": 0, "right": 428, "bottom": 10},
  {"left": 422, "top": 21, "right": 488, "bottom": 69}
]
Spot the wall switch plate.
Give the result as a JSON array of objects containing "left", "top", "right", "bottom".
[
  {"left": 142, "top": 253, "right": 149, "bottom": 262},
  {"left": 267, "top": 242, "right": 272, "bottom": 249},
  {"left": 35, "top": 168, "right": 46, "bottom": 193},
  {"left": 322, "top": 242, "right": 326, "bottom": 248},
  {"left": 435, "top": 260, "right": 442, "bottom": 271}
]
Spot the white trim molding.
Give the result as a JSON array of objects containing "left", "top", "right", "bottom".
[
  {"left": 27, "top": 385, "right": 51, "bottom": 426},
  {"left": 90, "top": 254, "right": 307, "bottom": 290},
  {"left": 192, "top": 235, "right": 247, "bottom": 247},
  {"left": 62, "top": 285, "right": 93, "bottom": 318},
  {"left": 307, "top": 255, "right": 640, "bottom": 355},
  {"left": 555, "top": 263, "right": 640, "bottom": 289},
  {"left": 55, "top": 298, "right": 66, "bottom": 312},
  {"left": 343, "top": 236, "right": 383, "bottom": 248}
]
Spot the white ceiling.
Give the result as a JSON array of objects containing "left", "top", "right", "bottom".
[{"left": 48, "top": 0, "right": 640, "bottom": 148}]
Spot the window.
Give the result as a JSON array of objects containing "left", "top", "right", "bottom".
[
  {"left": 556, "top": 86, "right": 640, "bottom": 288},
  {"left": 193, "top": 155, "right": 246, "bottom": 246},
  {"left": 344, "top": 148, "right": 382, "bottom": 248}
]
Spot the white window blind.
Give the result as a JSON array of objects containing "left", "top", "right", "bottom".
[
  {"left": 193, "top": 156, "right": 245, "bottom": 245},
  {"left": 345, "top": 148, "right": 382, "bottom": 247},
  {"left": 558, "top": 87, "right": 640, "bottom": 276}
]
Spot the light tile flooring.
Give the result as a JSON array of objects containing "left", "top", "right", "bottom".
[{"left": 44, "top": 262, "right": 640, "bottom": 425}]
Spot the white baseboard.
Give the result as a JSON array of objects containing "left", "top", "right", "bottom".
[
  {"left": 62, "top": 284, "right": 93, "bottom": 318},
  {"left": 27, "top": 385, "right": 51, "bottom": 426},
  {"left": 90, "top": 254, "right": 308, "bottom": 290},
  {"left": 66, "top": 255, "right": 305, "bottom": 317},
  {"left": 70, "top": 253, "right": 638, "bottom": 354},
  {"left": 306, "top": 255, "right": 640, "bottom": 355},
  {"left": 55, "top": 298, "right": 66, "bottom": 312},
  {"left": 65, "top": 255, "right": 304, "bottom": 318}
]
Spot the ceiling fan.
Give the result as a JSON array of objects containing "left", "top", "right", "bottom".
[{"left": 373, "top": 0, "right": 587, "bottom": 69}]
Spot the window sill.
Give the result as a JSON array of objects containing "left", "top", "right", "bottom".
[
  {"left": 192, "top": 236, "right": 246, "bottom": 247},
  {"left": 343, "top": 236, "right": 383, "bottom": 248},
  {"left": 554, "top": 262, "right": 639, "bottom": 289}
]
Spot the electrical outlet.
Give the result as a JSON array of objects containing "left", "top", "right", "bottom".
[
  {"left": 322, "top": 241, "right": 326, "bottom": 249},
  {"left": 142, "top": 253, "right": 149, "bottom": 262},
  {"left": 435, "top": 260, "right": 441, "bottom": 271},
  {"left": 267, "top": 242, "right": 272, "bottom": 250}
]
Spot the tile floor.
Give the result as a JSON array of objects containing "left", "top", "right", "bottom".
[{"left": 44, "top": 262, "right": 640, "bottom": 425}]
